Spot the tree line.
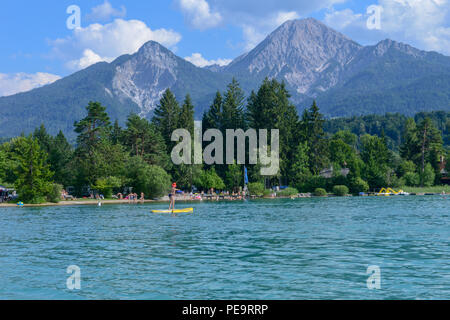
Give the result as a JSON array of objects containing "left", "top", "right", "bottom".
[{"left": 0, "top": 78, "right": 448, "bottom": 203}]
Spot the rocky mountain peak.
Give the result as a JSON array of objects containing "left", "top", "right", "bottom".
[
  {"left": 225, "top": 18, "right": 362, "bottom": 96},
  {"left": 112, "top": 41, "right": 179, "bottom": 116},
  {"left": 371, "top": 39, "right": 424, "bottom": 58}
]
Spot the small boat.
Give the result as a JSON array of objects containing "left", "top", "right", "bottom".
[{"left": 152, "top": 208, "right": 194, "bottom": 214}]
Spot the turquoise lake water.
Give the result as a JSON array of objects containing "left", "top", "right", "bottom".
[{"left": 0, "top": 196, "right": 449, "bottom": 300}]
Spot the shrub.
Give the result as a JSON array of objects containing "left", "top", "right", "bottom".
[
  {"left": 387, "top": 170, "right": 403, "bottom": 188},
  {"left": 47, "top": 183, "right": 63, "bottom": 203},
  {"left": 125, "top": 157, "right": 171, "bottom": 198},
  {"left": 194, "top": 168, "right": 225, "bottom": 191},
  {"left": 333, "top": 185, "right": 349, "bottom": 196},
  {"left": 350, "top": 177, "right": 369, "bottom": 193},
  {"left": 248, "top": 182, "right": 265, "bottom": 196},
  {"left": 145, "top": 166, "right": 172, "bottom": 198},
  {"left": 28, "top": 197, "right": 47, "bottom": 204},
  {"left": 92, "top": 176, "right": 122, "bottom": 198},
  {"left": 398, "top": 160, "right": 416, "bottom": 177},
  {"left": 420, "top": 163, "right": 435, "bottom": 187},
  {"left": 278, "top": 187, "right": 299, "bottom": 197},
  {"left": 296, "top": 175, "right": 327, "bottom": 192},
  {"left": 331, "top": 174, "right": 348, "bottom": 188},
  {"left": 314, "top": 188, "right": 327, "bottom": 197},
  {"left": 403, "top": 172, "right": 420, "bottom": 187}
]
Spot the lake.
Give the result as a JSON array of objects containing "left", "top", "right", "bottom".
[{"left": 0, "top": 196, "right": 449, "bottom": 300}]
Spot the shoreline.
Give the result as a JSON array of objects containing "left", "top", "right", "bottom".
[
  {"left": 0, "top": 192, "right": 447, "bottom": 208},
  {"left": 0, "top": 199, "right": 159, "bottom": 208}
]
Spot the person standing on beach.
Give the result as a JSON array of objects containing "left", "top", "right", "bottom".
[{"left": 169, "top": 183, "right": 177, "bottom": 211}]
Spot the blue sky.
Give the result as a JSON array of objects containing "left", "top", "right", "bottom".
[{"left": 1, "top": 0, "right": 449, "bottom": 96}]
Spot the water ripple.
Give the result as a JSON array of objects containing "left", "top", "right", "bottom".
[{"left": 0, "top": 196, "right": 449, "bottom": 299}]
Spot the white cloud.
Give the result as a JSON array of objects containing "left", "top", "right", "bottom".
[
  {"left": 240, "top": 11, "right": 302, "bottom": 51},
  {"left": 51, "top": 19, "right": 182, "bottom": 70},
  {"left": 67, "top": 49, "right": 113, "bottom": 70},
  {"left": 177, "top": 0, "right": 222, "bottom": 30},
  {"left": 177, "top": 0, "right": 346, "bottom": 51},
  {"left": 0, "top": 72, "right": 61, "bottom": 97},
  {"left": 324, "top": 0, "right": 450, "bottom": 55},
  {"left": 87, "top": 0, "right": 126, "bottom": 22},
  {"left": 275, "top": 11, "right": 300, "bottom": 26},
  {"left": 239, "top": 11, "right": 301, "bottom": 52},
  {"left": 379, "top": 0, "right": 450, "bottom": 54},
  {"left": 324, "top": 9, "right": 362, "bottom": 30},
  {"left": 185, "top": 53, "right": 232, "bottom": 67},
  {"left": 176, "top": 0, "right": 449, "bottom": 55}
]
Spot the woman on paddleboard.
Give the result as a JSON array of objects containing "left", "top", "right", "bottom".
[{"left": 169, "top": 182, "right": 177, "bottom": 210}]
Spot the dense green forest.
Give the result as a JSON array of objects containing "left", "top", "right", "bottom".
[
  {"left": 324, "top": 111, "right": 450, "bottom": 151},
  {"left": 1, "top": 78, "right": 449, "bottom": 204}
]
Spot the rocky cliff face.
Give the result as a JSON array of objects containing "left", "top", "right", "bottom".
[
  {"left": 112, "top": 41, "right": 179, "bottom": 116},
  {"left": 225, "top": 18, "right": 362, "bottom": 97}
]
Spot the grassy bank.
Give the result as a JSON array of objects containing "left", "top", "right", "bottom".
[{"left": 401, "top": 185, "right": 450, "bottom": 194}]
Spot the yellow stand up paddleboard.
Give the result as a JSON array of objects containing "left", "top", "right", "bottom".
[{"left": 152, "top": 208, "right": 194, "bottom": 214}]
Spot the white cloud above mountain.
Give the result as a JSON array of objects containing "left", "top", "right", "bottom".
[
  {"left": 67, "top": 49, "right": 113, "bottom": 70},
  {"left": 176, "top": 0, "right": 346, "bottom": 51},
  {"left": 175, "top": 0, "right": 450, "bottom": 56},
  {"left": 185, "top": 53, "right": 231, "bottom": 67},
  {"left": 86, "top": 0, "right": 127, "bottom": 22},
  {"left": 324, "top": 0, "right": 450, "bottom": 55},
  {"left": 324, "top": 8, "right": 362, "bottom": 30},
  {"left": 240, "top": 11, "right": 301, "bottom": 51},
  {"left": 51, "top": 19, "right": 182, "bottom": 71},
  {"left": 0, "top": 72, "right": 61, "bottom": 97},
  {"left": 177, "top": 0, "right": 223, "bottom": 30}
]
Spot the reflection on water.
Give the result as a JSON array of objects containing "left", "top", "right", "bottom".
[{"left": 0, "top": 196, "right": 449, "bottom": 299}]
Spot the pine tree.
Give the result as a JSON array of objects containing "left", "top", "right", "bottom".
[
  {"left": 275, "top": 81, "right": 300, "bottom": 181},
  {"left": 203, "top": 91, "right": 224, "bottom": 131},
  {"left": 416, "top": 117, "right": 443, "bottom": 175},
  {"left": 360, "top": 134, "right": 391, "bottom": 190},
  {"left": 152, "top": 89, "right": 181, "bottom": 149},
  {"left": 246, "top": 79, "right": 277, "bottom": 130},
  {"left": 201, "top": 80, "right": 246, "bottom": 181},
  {"left": 400, "top": 118, "right": 419, "bottom": 163},
  {"left": 299, "top": 101, "right": 328, "bottom": 175},
  {"left": 74, "top": 101, "right": 111, "bottom": 154},
  {"left": 246, "top": 78, "right": 300, "bottom": 182},
  {"left": 123, "top": 114, "right": 170, "bottom": 170},
  {"left": 173, "top": 94, "right": 199, "bottom": 189},
  {"left": 179, "top": 94, "right": 195, "bottom": 135},
  {"left": 49, "top": 130, "right": 73, "bottom": 186},
  {"left": 222, "top": 78, "right": 245, "bottom": 130},
  {"left": 110, "top": 120, "right": 123, "bottom": 145},
  {"left": 73, "top": 101, "right": 111, "bottom": 187},
  {"left": 33, "top": 124, "right": 52, "bottom": 155}
]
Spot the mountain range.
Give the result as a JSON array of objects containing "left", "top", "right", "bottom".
[{"left": 1, "top": 18, "right": 449, "bottom": 138}]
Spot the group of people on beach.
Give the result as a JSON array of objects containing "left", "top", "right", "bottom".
[
  {"left": 167, "top": 183, "right": 250, "bottom": 209},
  {"left": 0, "top": 192, "right": 8, "bottom": 203},
  {"left": 115, "top": 192, "right": 145, "bottom": 203},
  {"left": 55, "top": 181, "right": 251, "bottom": 210},
  {"left": 60, "top": 189, "right": 75, "bottom": 201}
]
